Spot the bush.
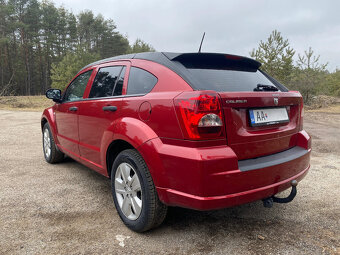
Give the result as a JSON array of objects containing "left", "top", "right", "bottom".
[{"left": 51, "top": 48, "right": 100, "bottom": 91}]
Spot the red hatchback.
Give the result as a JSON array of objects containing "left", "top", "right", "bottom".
[{"left": 42, "top": 52, "right": 311, "bottom": 232}]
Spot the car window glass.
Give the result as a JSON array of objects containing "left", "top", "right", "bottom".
[
  {"left": 89, "top": 66, "right": 123, "bottom": 98},
  {"left": 187, "top": 69, "right": 278, "bottom": 92},
  {"left": 63, "top": 70, "right": 93, "bottom": 102},
  {"left": 113, "top": 66, "right": 126, "bottom": 96},
  {"left": 127, "top": 67, "right": 157, "bottom": 95}
]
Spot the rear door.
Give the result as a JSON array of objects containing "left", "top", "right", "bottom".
[
  {"left": 78, "top": 62, "right": 128, "bottom": 173},
  {"left": 55, "top": 70, "right": 93, "bottom": 157}
]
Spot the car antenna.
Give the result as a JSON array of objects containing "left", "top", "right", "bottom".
[{"left": 198, "top": 32, "right": 205, "bottom": 53}]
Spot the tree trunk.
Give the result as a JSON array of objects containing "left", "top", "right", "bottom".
[
  {"left": 37, "top": 43, "right": 45, "bottom": 94},
  {"left": 0, "top": 47, "right": 3, "bottom": 88},
  {"left": 20, "top": 29, "right": 31, "bottom": 96}
]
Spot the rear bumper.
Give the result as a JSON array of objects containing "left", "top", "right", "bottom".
[
  {"left": 139, "top": 130, "right": 311, "bottom": 211},
  {"left": 156, "top": 164, "right": 309, "bottom": 210}
]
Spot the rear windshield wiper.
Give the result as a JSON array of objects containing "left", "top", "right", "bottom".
[{"left": 254, "top": 84, "right": 279, "bottom": 91}]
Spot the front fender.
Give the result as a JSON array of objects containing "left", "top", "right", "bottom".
[{"left": 41, "top": 107, "right": 59, "bottom": 144}]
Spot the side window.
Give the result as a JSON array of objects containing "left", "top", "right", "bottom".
[
  {"left": 89, "top": 66, "right": 123, "bottom": 98},
  {"left": 63, "top": 70, "right": 93, "bottom": 102},
  {"left": 126, "top": 67, "right": 158, "bottom": 95}
]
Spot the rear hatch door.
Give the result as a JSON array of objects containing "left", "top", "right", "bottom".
[
  {"left": 171, "top": 53, "right": 302, "bottom": 160},
  {"left": 219, "top": 91, "right": 301, "bottom": 160}
]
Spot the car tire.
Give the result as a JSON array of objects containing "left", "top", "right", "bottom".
[
  {"left": 111, "top": 149, "right": 167, "bottom": 232},
  {"left": 42, "top": 123, "right": 64, "bottom": 164}
]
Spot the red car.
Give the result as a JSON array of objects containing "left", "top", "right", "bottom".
[{"left": 42, "top": 52, "right": 311, "bottom": 232}]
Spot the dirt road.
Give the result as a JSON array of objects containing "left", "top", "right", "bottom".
[{"left": 0, "top": 110, "right": 339, "bottom": 255}]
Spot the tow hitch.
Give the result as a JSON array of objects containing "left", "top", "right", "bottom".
[{"left": 262, "top": 180, "right": 298, "bottom": 208}]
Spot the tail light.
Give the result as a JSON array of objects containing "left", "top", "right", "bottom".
[{"left": 174, "top": 91, "right": 224, "bottom": 140}]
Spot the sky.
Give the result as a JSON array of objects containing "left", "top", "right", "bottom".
[{"left": 53, "top": 0, "right": 340, "bottom": 71}]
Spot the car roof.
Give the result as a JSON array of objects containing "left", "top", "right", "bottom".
[{"left": 80, "top": 52, "right": 262, "bottom": 90}]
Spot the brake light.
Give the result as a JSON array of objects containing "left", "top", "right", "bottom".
[{"left": 174, "top": 91, "right": 224, "bottom": 140}]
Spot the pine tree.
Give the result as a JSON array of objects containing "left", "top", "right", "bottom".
[
  {"left": 129, "top": 38, "right": 155, "bottom": 53},
  {"left": 291, "top": 47, "right": 328, "bottom": 102},
  {"left": 0, "top": 0, "right": 152, "bottom": 95},
  {"left": 250, "top": 30, "right": 295, "bottom": 85}
]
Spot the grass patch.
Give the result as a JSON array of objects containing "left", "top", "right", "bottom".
[{"left": 0, "top": 96, "right": 53, "bottom": 111}]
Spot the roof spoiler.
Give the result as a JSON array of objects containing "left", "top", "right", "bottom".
[{"left": 163, "top": 52, "right": 261, "bottom": 72}]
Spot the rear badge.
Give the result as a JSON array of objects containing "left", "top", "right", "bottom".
[
  {"left": 274, "top": 98, "right": 279, "bottom": 105},
  {"left": 226, "top": 99, "right": 247, "bottom": 104}
]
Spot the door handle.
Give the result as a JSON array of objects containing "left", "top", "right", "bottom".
[
  {"left": 69, "top": 106, "right": 78, "bottom": 111},
  {"left": 102, "top": 106, "right": 117, "bottom": 112}
]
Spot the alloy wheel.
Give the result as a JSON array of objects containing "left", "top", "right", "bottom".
[
  {"left": 43, "top": 128, "right": 51, "bottom": 159},
  {"left": 114, "top": 162, "right": 143, "bottom": 220}
]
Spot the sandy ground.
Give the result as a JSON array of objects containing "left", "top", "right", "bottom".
[{"left": 0, "top": 110, "right": 339, "bottom": 255}]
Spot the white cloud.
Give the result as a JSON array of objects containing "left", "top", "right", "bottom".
[{"left": 53, "top": 0, "right": 340, "bottom": 71}]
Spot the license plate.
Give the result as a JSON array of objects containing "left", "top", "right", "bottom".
[{"left": 249, "top": 107, "right": 289, "bottom": 126}]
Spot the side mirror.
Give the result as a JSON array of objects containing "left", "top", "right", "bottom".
[{"left": 46, "top": 89, "right": 62, "bottom": 103}]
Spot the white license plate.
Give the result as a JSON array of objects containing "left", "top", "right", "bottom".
[{"left": 249, "top": 107, "right": 289, "bottom": 126}]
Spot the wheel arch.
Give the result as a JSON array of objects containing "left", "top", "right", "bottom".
[
  {"left": 41, "top": 108, "right": 59, "bottom": 144},
  {"left": 106, "top": 139, "right": 135, "bottom": 178},
  {"left": 104, "top": 117, "right": 158, "bottom": 178},
  {"left": 41, "top": 117, "right": 48, "bottom": 131}
]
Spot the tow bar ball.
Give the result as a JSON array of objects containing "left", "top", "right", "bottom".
[{"left": 262, "top": 180, "right": 298, "bottom": 208}]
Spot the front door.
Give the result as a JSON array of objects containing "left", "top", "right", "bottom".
[{"left": 55, "top": 70, "right": 93, "bottom": 157}]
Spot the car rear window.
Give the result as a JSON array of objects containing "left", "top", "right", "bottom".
[
  {"left": 127, "top": 67, "right": 157, "bottom": 95},
  {"left": 187, "top": 69, "right": 278, "bottom": 92}
]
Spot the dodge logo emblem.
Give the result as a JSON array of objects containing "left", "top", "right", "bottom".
[{"left": 274, "top": 98, "right": 279, "bottom": 105}]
